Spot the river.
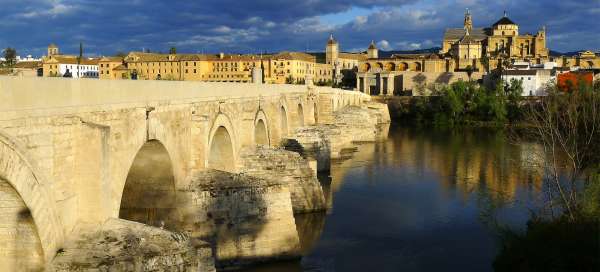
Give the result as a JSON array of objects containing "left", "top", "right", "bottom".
[{"left": 241, "top": 125, "right": 546, "bottom": 272}]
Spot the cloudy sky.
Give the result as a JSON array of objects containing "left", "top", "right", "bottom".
[{"left": 1, "top": 0, "right": 598, "bottom": 57}]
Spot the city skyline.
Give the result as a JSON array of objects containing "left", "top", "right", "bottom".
[{"left": 1, "top": 0, "right": 599, "bottom": 57}]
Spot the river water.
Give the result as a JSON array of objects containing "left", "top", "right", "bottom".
[{"left": 242, "top": 125, "right": 545, "bottom": 272}]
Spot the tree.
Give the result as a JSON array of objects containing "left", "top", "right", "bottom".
[
  {"left": 505, "top": 78, "right": 524, "bottom": 121},
  {"left": 3, "top": 47, "right": 16, "bottom": 67},
  {"left": 465, "top": 65, "right": 474, "bottom": 81},
  {"left": 169, "top": 47, "right": 177, "bottom": 54},
  {"left": 480, "top": 55, "right": 490, "bottom": 73},
  {"left": 524, "top": 80, "right": 600, "bottom": 220},
  {"left": 412, "top": 73, "right": 427, "bottom": 96}
]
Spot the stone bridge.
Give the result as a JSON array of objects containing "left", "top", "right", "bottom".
[{"left": 0, "top": 76, "right": 389, "bottom": 271}]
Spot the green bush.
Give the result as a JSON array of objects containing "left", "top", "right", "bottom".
[{"left": 396, "top": 80, "right": 525, "bottom": 126}]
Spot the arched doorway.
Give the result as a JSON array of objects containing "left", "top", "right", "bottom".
[
  {"left": 280, "top": 106, "right": 288, "bottom": 137},
  {"left": 413, "top": 62, "right": 422, "bottom": 71},
  {"left": 0, "top": 179, "right": 44, "bottom": 271},
  {"left": 385, "top": 62, "right": 396, "bottom": 72},
  {"left": 399, "top": 62, "right": 408, "bottom": 71},
  {"left": 255, "top": 119, "right": 269, "bottom": 146},
  {"left": 297, "top": 104, "right": 305, "bottom": 127},
  {"left": 119, "top": 140, "right": 177, "bottom": 229},
  {"left": 361, "top": 63, "right": 371, "bottom": 72},
  {"left": 208, "top": 126, "right": 235, "bottom": 172}
]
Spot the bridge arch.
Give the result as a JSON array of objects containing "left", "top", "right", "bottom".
[
  {"left": 254, "top": 110, "right": 270, "bottom": 146},
  {"left": 279, "top": 100, "right": 290, "bottom": 138},
  {"left": 297, "top": 103, "right": 305, "bottom": 127},
  {"left": 119, "top": 140, "right": 177, "bottom": 230},
  {"left": 207, "top": 113, "right": 237, "bottom": 172},
  {"left": 0, "top": 132, "right": 64, "bottom": 267}
]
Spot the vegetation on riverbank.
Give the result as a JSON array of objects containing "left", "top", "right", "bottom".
[
  {"left": 391, "top": 79, "right": 526, "bottom": 126},
  {"left": 494, "top": 79, "right": 600, "bottom": 271}
]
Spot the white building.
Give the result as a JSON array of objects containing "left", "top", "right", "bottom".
[
  {"left": 16, "top": 55, "right": 42, "bottom": 62},
  {"left": 44, "top": 55, "right": 99, "bottom": 78},
  {"left": 58, "top": 63, "right": 99, "bottom": 78},
  {"left": 501, "top": 62, "right": 556, "bottom": 96}
]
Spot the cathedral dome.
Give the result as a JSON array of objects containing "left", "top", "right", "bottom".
[{"left": 493, "top": 12, "right": 516, "bottom": 26}]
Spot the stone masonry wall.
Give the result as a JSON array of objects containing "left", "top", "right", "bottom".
[
  {"left": 50, "top": 218, "right": 215, "bottom": 272},
  {"left": 177, "top": 170, "right": 300, "bottom": 270},
  {"left": 239, "top": 146, "right": 327, "bottom": 213}
]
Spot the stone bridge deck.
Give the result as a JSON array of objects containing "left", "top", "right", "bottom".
[{"left": 0, "top": 76, "right": 388, "bottom": 271}]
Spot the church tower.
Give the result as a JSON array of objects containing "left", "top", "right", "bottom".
[
  {"left": 367, "top": 40, "right": 378, "bottom": 59},
  {"left": 48, "top": 43, "right": 59, "bottom": 56},
  {"left": 464, "top": 8, "right": 473, "bottom": 33},
  {"left": 325, "top": 34, "right": 339, "bottom": 65}
]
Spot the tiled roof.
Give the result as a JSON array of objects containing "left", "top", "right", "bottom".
[
  {"left": 99, "top": 56, "right": 124, "bottom": 62},
  {"left": 368, "top": 41, "right": 377, "bottom": 50},
  {"left": 459, "top": 33, "right": 480, "bottom": 44},
  {"left": 503, "top": 70, "right": 537, "bottom": 76},
  {"left": 338, "top": 52, "right": 367, "bottom": 61},
  {"left": 112, "top": 64, "right": 129, "bottom": 70},
  {"left": 45, "top": 56, "right": 99, "bottom": 65},
  {"left": 390, "top": 53, "right": 441, "bottom": 60},
  {"left": 444, "top": 28, "right": 488, "bottom": 41},
  {"left": 493, "top": 16, "right": 516, "bottom": 26},
  {"left": 14, "top": 61, "right": 41, "bottom": 69},
  {"left": 272, "top": 52, "right": 317, "bottom": 62}
]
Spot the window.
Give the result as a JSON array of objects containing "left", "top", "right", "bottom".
[{"left": 194, "top": 69, "right": 197, "bottom": 74}]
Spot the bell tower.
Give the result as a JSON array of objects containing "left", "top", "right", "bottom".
[
  {"left": 367, "top": 41, "right": 378, "bottom": 59},
  {"left": 48, "top": 43, "right": 59, "bottom": 56},
  {"left": 325, "top": 34, "right": 339, "bottom": 65},
  {"left": 464, "top": 8, "right": 473, "bottom": 33}
]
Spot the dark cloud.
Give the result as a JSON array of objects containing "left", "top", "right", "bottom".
[{"left": 0, "top": 0, "right": 597, "bottom": 56}]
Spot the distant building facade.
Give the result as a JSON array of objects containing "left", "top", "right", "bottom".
[
  {"left": 42, "top": 44, "right": 99, "bottom": 78},
  {"left": 354, "top": 10, "right": 599, "bottom": 96},
  {"left": 501, "top": 66, "right": 553, "bottom": 96},
  {"left": 93, "top": 36, "right": 366, "bottom": 85}
]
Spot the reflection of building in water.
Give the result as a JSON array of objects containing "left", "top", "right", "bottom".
[
  {"left": 328, "top": 127, "right": 544, "bottom": 204},
  {"left": 328, "top": 124, "right": 392, "bottom": 195},
  {"left": 389, "top": 128, "right": 544, "bottom": 202}
]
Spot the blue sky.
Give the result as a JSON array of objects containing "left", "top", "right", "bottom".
[{"left": 1, "top": 0, "right": 598, "bottom": 57}]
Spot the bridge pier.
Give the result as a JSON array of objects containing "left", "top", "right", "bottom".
[
  {"left": 176, "top": 170, "right": 300, "bottom": 270},
  {"left": 0, "top": 76, "right": 389, "bottom": 271}
]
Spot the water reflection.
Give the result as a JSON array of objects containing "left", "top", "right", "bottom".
[{"left": 241, "top": 125, "right": 545, "bottom": 272}]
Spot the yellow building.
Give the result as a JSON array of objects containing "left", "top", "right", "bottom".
[
  {"left": 325, "top": 34, "right": 368, "bottom": 83},
  {"left": 204, "top": 53, "right": 271, "bottom": 83},
  {"left": 99, "top": 48, "right": 343, "bottom": 85},
  {"left": 442, "top": 10, "right": 549, "bottom": 70},
  {"left": 268, "top": 51, "right": 332, "bottom": 84},
  {"left": 552, "top": 50, "right": 600, "bottom": 70},
  {"left": 99, "top": 57, "right": 124, "bottom": 79}
]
